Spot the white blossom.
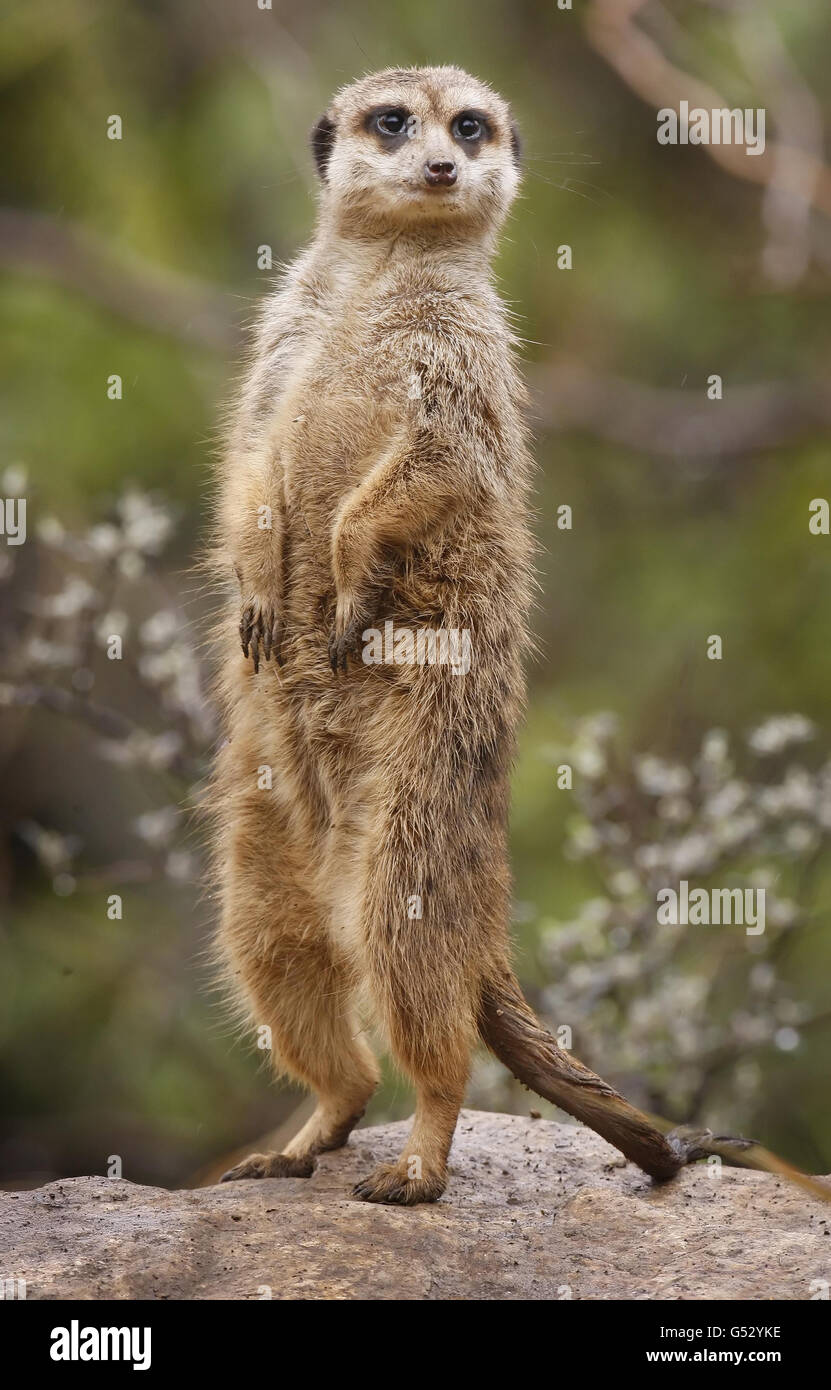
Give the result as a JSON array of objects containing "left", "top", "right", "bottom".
[
  {"left": 703, "top": 779, "right": 748, "bottom": 822},
  {"left": 565, "top": 819, "right": 602, "bottom": 857},
  {"left": 3, "top": 462, "right": 28, "bottom": 494},
  {"left": 573, "top": 741, "right": 607, "bottom": 778},
  {"left": 748, "top": 714, "right": 816, "bottom": 755},
  {"left": 37, "top": 577, "right": 96, "bottom": 619},
  {"left": 666, "top": 831, "right": 715, "bottom": 876},
  {"left": 117, "top": 551, "right": 146, "bottom": 580},
  {"left": 87, "top": 523, "right": 122, "bottom": 557},
  {"left": 140, "top": 610, "right": 179, "bottom": 647},
  {"left": 749, "top": 963, "right": 776, "bottom": 993},
  {"left": 166, "top": 850, "right": 195, "bottom": 881},
  {"left": 117, "top": 491, "right": 174, "bottom": 555},
  {"left": 607, "top": 869, "right": 639, "bottom": 898},
  {"left": 17, "top": 820, "right": 81, "bottom": 871},
  {"left": 758, "top": 768, "right": 817, "bottom": 817},
  {"left": 95, "top": 610, "right": 129, "bottom": 645},
  {"left": 700, "top": 728, "right": 729, "bottom": 764},
  {"left": 25, "top": 636, "right": 79, "bottom": 668},
  {"left": 134, "top": 806, "right": 180, "bottom": 844},
  {"left": 634, "top": 754, "right": 692, "bottom": 797},
  {"left": 36, "top": 517, "right": 65, "bottom": 546},
  {"left": 784, "top": 822, "right": 819, "bottom": 854},
  {"left": 577, "top": 712, "right": 619, "bottom": 742}
]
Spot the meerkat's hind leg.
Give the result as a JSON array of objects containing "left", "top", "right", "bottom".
[
  {"left": 218, "top": 976, "right": 379, "bottom": 1185},
  {"left": 349, "top": 789, "right": 479, "bottom": 1205},
  {"left": 219, "top": 1018, "right": 378, "bottom": 1185},
  {"left": 216, "top": 779, "right": 380, "bottom": 1184}
]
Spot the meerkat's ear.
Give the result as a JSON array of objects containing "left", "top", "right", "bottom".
[
  {"left": 310, "top": 112, "right": 337, "bottom": 180},
  {"left": 509, "top": 119, "right": 522, "bottom": 168}
]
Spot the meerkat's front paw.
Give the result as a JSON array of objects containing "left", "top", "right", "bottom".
[
  {"left": 328, "top": 592, "right": 370, "bottom": 673},
  {"left": 219, "top": 1151, "right": 315, "bottom": 1183},
  {"left": 352, "top": 1161, "right": 446, "bottom": 1206},
  {"left": 240, "top": 598, "right": 283, "bottom": 673}
]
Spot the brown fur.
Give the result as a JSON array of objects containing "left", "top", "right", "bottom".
[{"left": 208, "top": 66, "right": 766, "bottom": 1206}]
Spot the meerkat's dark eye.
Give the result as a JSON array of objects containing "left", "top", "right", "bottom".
[
  {"left": 452, "top": 113, "right": 485, "bottom": 142},
  {"left": 375, "top": 109, "right": 409, "bottom": 137}
]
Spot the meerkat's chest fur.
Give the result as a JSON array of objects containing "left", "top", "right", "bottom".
[{"left": 268, "top": 259, "right": 508, "bottom": 532}]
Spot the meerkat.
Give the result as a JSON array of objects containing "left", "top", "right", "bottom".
[{"left": 210, "top": 66, "right": 755, "bottom": 1205}]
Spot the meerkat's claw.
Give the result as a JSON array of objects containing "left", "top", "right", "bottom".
[
  {"left": 239, "top": 603, "right": 254, "bottom": 658},
  {"left": 240, "top": 600, "right": 283, "bottom": 671},
  {"left": 328, "top": 620, "right": 362, "bottom": 673}
]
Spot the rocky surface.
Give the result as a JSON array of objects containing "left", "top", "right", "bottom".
[{"left": 2, "top": 1110, "right": 829, "bottom": 1300}]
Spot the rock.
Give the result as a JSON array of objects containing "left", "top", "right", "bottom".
[{"left": 1, "top": 1110, "right": 828, "bottom": 1300}]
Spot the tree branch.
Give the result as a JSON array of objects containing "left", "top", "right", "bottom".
[
  {"left": 584, "top": 0, "right": 831, "bottom": 223},
  {"left": 0, "top": 208, "right": 240, "bottom": 352},
  {"left": 527, "top": 359, "right": 831, "bottom": 456}
]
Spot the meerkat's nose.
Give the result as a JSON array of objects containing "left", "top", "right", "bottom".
[{"left": 424, "top": 159, "right": 457, "bottom": 187}]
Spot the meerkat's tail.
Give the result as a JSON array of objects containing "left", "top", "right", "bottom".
[{"left": 479, "top": 970, "right": 831, "bottom": 1201}]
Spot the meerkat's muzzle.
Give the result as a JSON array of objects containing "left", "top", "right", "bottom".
[{"left": 424, "top": 159, "right": 457, "bottom": 188}]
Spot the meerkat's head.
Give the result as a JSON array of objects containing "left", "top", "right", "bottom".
[{"left": 311, "top": 66, "right": 521, "bottom": 237}]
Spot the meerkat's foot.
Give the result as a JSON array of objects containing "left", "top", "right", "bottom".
[
  {"left": 240, "top": 598, "right": 283, "bottom": 672},
  {"left": 352, "top": 1161, "right": 446, "bottom": 1206},
  {"left": 219, "top": 1151, "right": 315, "bottom": 1183}
]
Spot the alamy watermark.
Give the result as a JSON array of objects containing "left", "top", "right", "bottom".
[
  {"left": 657, "top": 880, "right": 765, "bottom": 936},
  {"left": 658, "top": 102, "right": 765, "bottom": 156},
  {"left": 362, "top": 621, "right": 472, "bottom": 676},
  {"left": 0, "top": 497, "right": 26, "bottom": 546},
  {"left": 50, "top": 1321, "right": 151, "bottom": 1370}
]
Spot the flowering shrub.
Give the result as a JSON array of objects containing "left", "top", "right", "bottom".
[
  {"left": 0, "top": 472, "right": 213, "bottom": 898},
  {"left": 531, "top": 713, "right": 827, "bottom": 1122}
]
